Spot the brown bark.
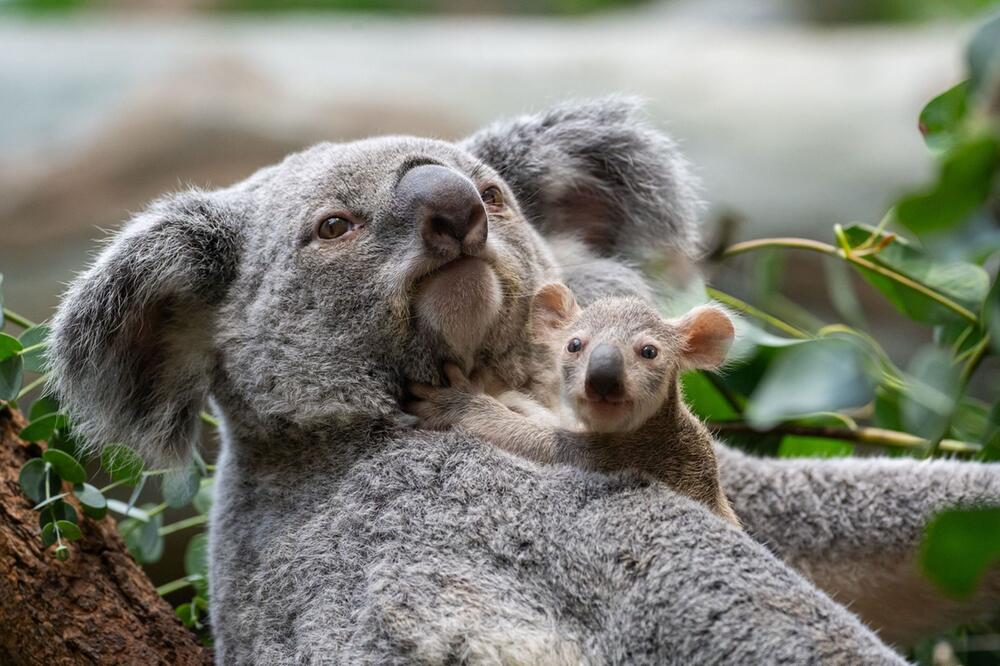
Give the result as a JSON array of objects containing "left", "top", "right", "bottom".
[{"left": 0, "top": 406, "right": 212, "bottom": 666}]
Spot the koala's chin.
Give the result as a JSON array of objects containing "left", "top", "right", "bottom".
[{"left": 413, "top": 256, "right": 503, "bottom": 365}]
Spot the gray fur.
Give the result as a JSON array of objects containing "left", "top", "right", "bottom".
[{"left": 46, "top": 98, "right": 998, "bottom": 663}]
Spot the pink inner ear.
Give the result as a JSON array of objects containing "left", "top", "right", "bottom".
[
  {"left": 530, "top": 283, "right": 579, "bottom": 339},
  {"left": 682, "top": 307, "right": 734, "bottom": 369}
]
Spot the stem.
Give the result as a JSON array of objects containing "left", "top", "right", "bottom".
[
  {"left": 199, "top": 411, "right": 219, "bottom": 428},
  {"left": 99, "top": 479, "right": 127, "bottom": 494},
  {"left": 158, "top": 514, "right": 208, "bottom": 537},
  {"left": 722, "top": 237, "right": 978, "bottom": 324},
  {"left": 959, "top": 334, "right": 991, "bottom": 386},
  {"left": 2, "top": 308, "right": 35, "bottom": 329},
  {"left": 17, "top": 341, "right": 48, "bottom": 356},
  {"left": 16, "top": 373, "right": 49, "bottom": 400},
  {"left": 708, "top": 420, "right": 980, "bottom": 454},
  {"left": 33, "top": 491, "right": 69, "bottom": 511},
  {"left": 155, "top": 576, "right": 195, "bottom": 596},
  {"left": 706, "top": 287, "right": 810, "bottom": 339}
]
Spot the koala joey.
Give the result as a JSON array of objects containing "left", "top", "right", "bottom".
[{"left": 408, "top": 282, "right": 741, "bottom": 527}]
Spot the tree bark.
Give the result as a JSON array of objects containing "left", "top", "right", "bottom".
[{"left": 0, "top": 406, "right": 212, "bottom": 666}]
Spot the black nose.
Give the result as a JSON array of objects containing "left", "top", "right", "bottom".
[
  {"left": 396, "top": 164, "right": 487, "bottom": 256},
  {"left": 585, "top": 344, "right": 625, "bottom": 401}
]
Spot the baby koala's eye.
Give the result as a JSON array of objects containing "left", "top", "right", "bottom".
[
  {"left": 567, "top": 338, "right": 583, "bottom": 353},
  {"left": 481, "top": 185, "right": 504, "bottom": 208},
  {"left": 317, "top": 216, "right": 355, "bottom": 240},
  {"left": 640, "top": 345, "right": 658, "bottom": 359}
]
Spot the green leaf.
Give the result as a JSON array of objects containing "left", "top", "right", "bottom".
[
  {"left": 987, "top": 275, "right": 1000, "bottom": 355},
  {"left": 918, "top": 80, "right": 969, "bottom": 155},
  {"left": 40, "top": 500, "right": 78, "bottom": 528},
  {"left": 746, "top": 337, "right": 876, "bottom": 428},
  {"left": 184, "top": 533, "right": 209, "bottom": 579},
  {"left": 175, "top": 603, "right": 196, "bottom": 628},
  {"left": 0, "top": 353, "right": 23, "bottom": 401},
  {"left": 54, "top": 545, "right": 70, "bottom": 562},
  {"left": 162, "top": 467, "right": 201, "bottom": 509},
  {"left": 28, "top": 394, "right": 60, "bottom": 421},
  {"left": 18, "top": 458, "right": 59, "bottom": 503},
  {"left": 967, "top": 12, "right": 1000, "bottom": 98},
  {"left": 921, "top": 507, "right": 1000, "bottom": 597},
  {"left": 901, "top": 346, "right": 961, "bottom": 444},
  {"left": 192, "top": 477, "right": 214, "bottom": 515},
  {"left": 778, "top": 436, "right": 854, "bottom": 459},
  {"left": 41, "top": 522, "right": 57, "bottom": 548},
  {"left": 0, "top": 333, "right": 22, "bottom": 361},
  {"left": 49, "top": 426, "right": 84, "bottom": 461},
  {"left": 896, "top": 136, "right": 999, "bottom": 235},
  {"left": 979, "top": 401, "right": 1000, "bottom": 462},
  {"left": 74, "top": 483, "right": 107, "bottom": 519},
  {"left": 56, "top": 520, "right": 81, "bottom": 541},
  {"left": 842, "top": 224, "right": 990, "bottom": 324},
  {"left": 18, "top": 324, "right": 50, "bottom": 374},
  {"left": 42, "top": 448, "right": 86, "bottom": 485},
  {"left": 121, "top": 510, "right": 164, "bottom": 563},
  {"left": 680, "top": 371, "right": 740, "bottom": 421},
  {"left": 20, "top": 412, "right": 68, "bottom": 442},
  {"left": 101, "top": 444, "right": 144, "bottom": 486}
]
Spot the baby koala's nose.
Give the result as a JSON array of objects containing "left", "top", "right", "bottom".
[
  {"left": 585, "top": 343, "right": 626, "bottom": 401},
  {"left": 396, "top": 164, "right": 488, "bottom": 257}
]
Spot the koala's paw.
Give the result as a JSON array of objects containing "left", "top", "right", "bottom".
[{"left": 405, "top": 363, "right": 485, "bottom": 431}]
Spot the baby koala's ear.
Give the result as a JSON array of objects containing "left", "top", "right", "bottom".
[
  {"left": 530, "top": 283, "right": 581, "bottom": 341},
  {"left": 674, "top": 306, "right": 735, "bottom": 370}
]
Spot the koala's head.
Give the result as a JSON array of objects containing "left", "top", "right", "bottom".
[
  {"left": 531, "top": 284, "right": 733, "bottom": 433},
  {"left": 48, "top": 97, "right": 703, "bottom": 462}
]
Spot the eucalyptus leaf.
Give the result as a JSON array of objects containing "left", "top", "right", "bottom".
[
  {"left": 106, "top": 499, "right": 151, "bottom": 522},
  {"left": 42, "top": 448, "right": 86, "bottom": 485},
  {"left": 121, "top": 510, "right": 164, "bottom": 563},
  {"left": 40, "top": 522, "right": 57, "bottom": 548},
  {"left": 0, "top": 354, "right": 23, "bottom": 401},
  {"left": 0, "top": 333, "right": 22, "bottom": 361},
  {"left": 56, "top": 520, "right": 82, "bottom": 542},
  {"left": 192, "top": 477, "right": 214, "bottom": 515},
  {"left": 901, "top": 346, "right": 961, "bottom": 444},
  {"left": 40, "top": 500, "right": 78, "bottom": 528},
  {"left": 101, "top": 444, "right": 144, "bottom": 486},
  {"left": 73, "top": 483, "right": 107, "bottom": 519},
  {"left": 778, "top": 436, "right": 854, "bottom": 459},
  {"left": 28, "top": 394, "right": 60, "bottom": 422},
  {"left": 842, "top": 225, "right": 989, "bottom": 324},
  {"left": 185, "top": 533, "right": 209, "bottom": 579},
  {"left": 20, "top": 413, "right": 68, "bottom": 443},
  {"left": 746, "top": 337, "right": 876, "bottom": 428},
  {"left": 18, "top": 324, "right": 50, "bottom": 374},
  {"left": 18, "top": 458, "right": 59, "bottom": 503},
  {"left": 918, "top": 80, "right": 969, "bottom": 155},
  {"left": 681, "top": 371, "right": 740, "bottom": 421},
  {"left": 895, "top": 136, "right": 999, "bottom": 236},
  {"left": 968, "top": 12, "right": 1000, "bottom": 97},
  {"left": 163, "top": 467, "right": 201, "bottom": 509},
  {"left": 922, "top": 507, "right": 1000, "bottom": 598}
]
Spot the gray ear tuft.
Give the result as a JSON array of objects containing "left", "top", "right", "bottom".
[
  {"left": 48, "top": 189, "right": 244, "bottom": 465},
  {"left": 462, "top": 96, "right": 704, "bottom": 259}
]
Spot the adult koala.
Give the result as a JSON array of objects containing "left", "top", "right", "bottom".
[{"left": 50, "top": 99, "right": 998, "bottom": 664}]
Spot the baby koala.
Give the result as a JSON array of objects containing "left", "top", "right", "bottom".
[{"left": 409, "top": 283, "right": 741, "bottom": 527}]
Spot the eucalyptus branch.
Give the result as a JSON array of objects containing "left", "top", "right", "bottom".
[
  {"left": 155, "top": 576, "right": 195, "bottom": 597},
  {"left": 708, "top": 420, "right": 980, "bottom": 454},
  {"left": 16, "top": 374, "right": 48, "bottom": 400},
  {"left": 158, "top": 514, "right": 208, "bottom": 537},
  {"left": 722, "top": 238, "right": 979, "bottom": 324},
  {"left": 706, "top": 287, "right": 810, "bottom": 339},
  {"left": 2, "top": 307, "right": 35, "bottom": 329}
]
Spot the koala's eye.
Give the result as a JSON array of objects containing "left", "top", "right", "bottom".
[
  {"left": 640, "top": 345, "right": 658, "bottom": 360},
  {"left": 317, "top": 216, "right": 354, "bottom": 240},
  {"left": 567, "top": 338, "right": 583, "bottom": 353},
  {"left": 481, "top": 186, "right": 504, "bottom": 207}
]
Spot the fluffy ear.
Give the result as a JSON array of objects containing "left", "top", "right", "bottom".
[
  {"left": 462, "top": 96, "right": 703, "bottom": 259},
  {"left": 530, "top": 283, "right": 580, "bottom": 341},
  {"left": 674, "top": 306, "right": 734, "bottom": 370},
  {"left": 49, "top": 189, "right": 244, "bottom": 464}
]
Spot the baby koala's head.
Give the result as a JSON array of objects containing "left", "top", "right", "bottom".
[{"left": 531, "top": 283, "right": 734, "bottom": 433}]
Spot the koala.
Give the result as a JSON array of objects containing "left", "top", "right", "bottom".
[
  {"left": 408, "top": 283, "right": 741, "bottom": 527},
  {"left": 47, "top": 98, "right": 1000, "bottom": 664}
]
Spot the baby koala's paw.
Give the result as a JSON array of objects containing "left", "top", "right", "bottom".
[{"left": 405, "top": 363, "right": 485, "bottom": 430}]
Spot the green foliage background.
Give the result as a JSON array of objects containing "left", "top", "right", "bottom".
[{"left": 0, "top": 10, "right": 998, "bottom": 661}]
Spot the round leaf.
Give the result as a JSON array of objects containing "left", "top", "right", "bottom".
[
  {"left": 18, "top": 324, "right": 50, "bottom": 374},
  {"left": 19, "top": 458, "right": 59, "bottom": 504},
  {"left": 21, "top": 413, "right": 68, "bottom": 443},
  {"left": 56, "top": 520, "right": 82, "bottom": 542},
  {"left": 192, "top": 477, "right": 214, "bottom": 515},
  {"left": 0, "top": 333, "right": 22, "bottom": 362},
  {"left": 184, "top": 533, "right": 209, "bottom": 579},
  {"left": 162, "top": 467, "right": 200, "bottom": 509},
  {"left": 42, "top": 448, "right": 86, "bottom": 485},
  {"left": 101, "top": 444, "right": 144, "bottom": 486},
  {"left": 121, "top": 510, "right": 163, "bottom": 564},
  {"left": 74, "top": 483, "right": 107, "bottom": 519},
  {"left": 918, "top": 81, "right": 969, "bottom": 155},
  {"left": 40, "top": 522, "right": 57, "bottom": 548},
  {"left": 922, "top": 507, "right": 1000, "bottom": 598},
  {"left": 0, "top": 354, "right": 23, "bottom": 402},
  {"left": 40, "top": 500, "right": 78, "bottom": 528},
  {"left": 28, "top": 394, "right": 60, "bottom": 422}
]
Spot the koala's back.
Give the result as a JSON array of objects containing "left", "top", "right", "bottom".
[{"left": 209, "top": 426, "right": 900, "bottom": 665}]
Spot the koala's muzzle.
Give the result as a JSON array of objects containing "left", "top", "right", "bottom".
[
  {"left": 397, "top": 164, "right": 488, "bottom": 257},
  {"left": 585, "top": 343, "right": 626, "bottom": 401}
]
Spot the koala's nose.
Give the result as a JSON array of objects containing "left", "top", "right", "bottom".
[
  {"left": 396, "top": 164, "right": 488, "bottom": 256},
  {"left": 585, "top": 344, "right": 626, "bottom": 401}
]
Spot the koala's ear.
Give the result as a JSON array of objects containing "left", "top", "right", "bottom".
[
  {"left": 530, "top": 282, "right": 580, "bottom": 341},
  {"left": 49, "top": 189, "right": 245, "bottom": 464},
  {"left": 462, "top": 96, "right": 702, "bottom": 259},
  {"left": 673, "top": 306, "right": 734, "bottom": 370}
]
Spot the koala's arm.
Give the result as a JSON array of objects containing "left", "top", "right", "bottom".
[{"left": 717, "top": 444, "right": 1000, "bottom": 647}]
